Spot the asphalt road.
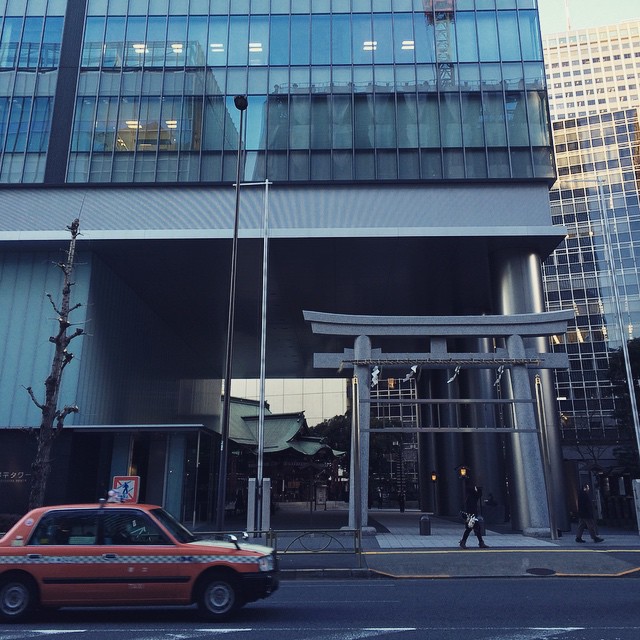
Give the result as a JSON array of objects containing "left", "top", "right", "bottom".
[{"left": 1, "top": 577, "right": 639, "bottom": 640}]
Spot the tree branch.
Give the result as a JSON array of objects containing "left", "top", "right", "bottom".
[
  {"left": 46, "top": 293, "right": 61, "bottom": 316},
  {"left": 24, "top": 386, "right": 44, "bottom": 410},
  {"left": 60, "top": 350, "right": 74, "bottom": 374},
  {"left": 55, "top": 405, "right": 79, "bottom": 431},
  {"left": 67, "top": 327, "right": 84, "bottom": 341}
]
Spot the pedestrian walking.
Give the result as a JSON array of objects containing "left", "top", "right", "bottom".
[
  {"left": 575, "top": 483, "right": 604, "bottom": 543},
  {"left": 459, "top": 483, "right": 488, "bottom": 548}
]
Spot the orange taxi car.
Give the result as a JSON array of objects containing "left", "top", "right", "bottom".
[{"left": 0, "top": 501, "right": 278, "bottom": 622}]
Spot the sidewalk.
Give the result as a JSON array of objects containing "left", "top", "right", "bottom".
[{"left": 256, "top": 502, "right": 640, "bottom": 580}]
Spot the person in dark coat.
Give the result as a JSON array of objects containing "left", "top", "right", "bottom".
[
  {"left": 575, "top": 483, "right": 604, "bottom": 543},
  {"left": 234, "top": 488, "right": 245, "bottom": 516},
  {"left": 459, "top": 484, "right": 488, "bottom": 548}
]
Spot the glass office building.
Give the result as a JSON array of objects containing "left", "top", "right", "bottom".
[
  {"left": 1, "top": 0, "right": 554, "bottom": 184},
  {"left": 0, "top": 0, "right": 567, "bottom": 530},
  {"left": 545, "top": 108, "right": 640, "bottom": 440},
  {"left": 542, "top": 21, "right": 640, "bottom": 524}
]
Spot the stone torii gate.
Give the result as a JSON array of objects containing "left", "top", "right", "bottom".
[{"left": 303, "top": 310, "right": 573, "bottom": 536}]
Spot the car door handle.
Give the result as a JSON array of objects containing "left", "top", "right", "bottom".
[
  {"left": 103, "top": 553, "right": 117, "bottom": 559},
  {"left": 27, "top": 554, "right": 42, "bottom": 560}
]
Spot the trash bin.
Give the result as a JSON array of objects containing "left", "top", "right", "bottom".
[{"left": 419, "top": 514, "right": 431, "bottom": 535}]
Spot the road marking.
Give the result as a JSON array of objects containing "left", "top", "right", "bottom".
[
  {"left": 33, "top": 632, "right": 86, "bottom": 635},
  {"left": 531, "top": 628, "right": 584, "bottom": 632},
  {"left": 364, "top": 629, "right": 417, "bottom": 632},
  {"left": 16, "top": 626, "right": 640, "bottom": 639},
  {"left": 555, "top": 565, "right": 640, "bottom": 578}
]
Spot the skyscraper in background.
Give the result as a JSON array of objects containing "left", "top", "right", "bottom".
[
  {"left": 545, "top": 19, "right": 640, "bottom": 121},
  {"left": 542, "top": 20, "right": 640, "bottom": 524}
]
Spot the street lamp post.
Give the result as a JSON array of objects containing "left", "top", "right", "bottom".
[
  {"left": 457, "top": 465, "right": 469, "bottom": 506},
  {"left": 255, "top": 178, "right": 270, "bottom": 535},
  {"left": 430, "top": 471, "right": 438, "bottom": 514},
  {"left": 216, "top": 95, "right": 248, "bottom": 531}
]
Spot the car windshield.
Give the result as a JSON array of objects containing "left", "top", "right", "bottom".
[{"left": 151, "top": 508, "right": 199, "bottom": 543}]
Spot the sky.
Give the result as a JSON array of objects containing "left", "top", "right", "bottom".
[{"left": 538, "top": 0, "right": 640, "bottom": 35}]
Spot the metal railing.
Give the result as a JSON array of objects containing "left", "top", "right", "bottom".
[
  {"left": 266, "top": 528, "right": 361, "bottom": 555},
  {"left": 197, "top": 528, "right": 362, "bottom": 561}
]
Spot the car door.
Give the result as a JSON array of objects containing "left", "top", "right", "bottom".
[
  {"left": 26, "top": 509, "right": 105, "bottom": 605},
  {"left": 98, "top": 509, "right": 187, "bottom": 605}
]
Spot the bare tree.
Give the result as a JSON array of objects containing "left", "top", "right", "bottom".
[{"left": 25, "top": 219, "right": 84, "bottom": 509}]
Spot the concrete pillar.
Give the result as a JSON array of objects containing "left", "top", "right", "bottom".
[
  {"left": 435, "top": 369, "right": 465, "bottom": 516},
  {"left": 491, "top": 249, "right": 569, "bottom": 532},
  {"left": 165, "top": 434, "right": 185, "bottom": 518},
  {"left": 110, "top": 433, "right": 132, "bottom": 478},
  {"left": 538, "top": 367, "right": 571, "bottom": 531},
  {"left": 146, "top": 434, "right": 167, "bottom": 506},
  {"left": 463, "top": 337, "right": 508, "bottom": 520},
  {"left": 248, "top": 478, "right": 271, "bottom": 533},
  {"left": 506, "top": 334, "right": 550, "bottom": 533},
  {"left": 417, "top": 373, "right": 438, "bottom": 512},
  {"left": 427, "top": 337, "right": 464, "bottom": 516}
]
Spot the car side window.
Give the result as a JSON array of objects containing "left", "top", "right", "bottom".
[
  {"left": 103, "top": 510, "right": 170, "bottom": 545},
  {"left": 29, "top": 511, "right": 98, "bottom": 546}
]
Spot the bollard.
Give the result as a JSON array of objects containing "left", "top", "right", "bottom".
[{"left": 419, "top": 514, "right": 431, "bottom": 535}]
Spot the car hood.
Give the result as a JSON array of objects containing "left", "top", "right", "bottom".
[{"left": 188, "top": 539, "right": 275, "bottom": 555}]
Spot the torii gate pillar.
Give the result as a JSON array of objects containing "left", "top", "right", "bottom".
[{"left": 350, "top": 335, "right": 372, "bottom": 529}]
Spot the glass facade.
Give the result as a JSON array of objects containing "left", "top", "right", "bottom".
[
  {"left": 543, "top": 107, "right": 640, "bottom": 444},
  {"left": 542, "top": 18, "right": 640, "bottom": 460},
  {"left": 370, "top": 377, "right": 420, "bottom": 507},
  {"left": 231, "top": 377, "right": 347, "bottom": 427},
  {"left": 0, "top": 0, "right": 65, "bottom": 182},
  {"left": 12, "top": 0, "right": 553, "bottom": 185},
  {"left": 542, "top": 19, "right": 640, "bottom": 524}
]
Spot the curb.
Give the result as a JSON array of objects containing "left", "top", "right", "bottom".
[{"left": 279, "top": 546, "right": 640, "bottom": 580}]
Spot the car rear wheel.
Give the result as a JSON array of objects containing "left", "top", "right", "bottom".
[
  {"left": 0, "top": 576, "right": 36, "bottom": 622},
  {"left": 197, "top": 573, "right": 239, "bottom": 620}
]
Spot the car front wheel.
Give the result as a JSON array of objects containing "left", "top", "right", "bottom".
[
  {"left": 197, "top": 573, "right": 239, "bottom": 620},
  {"left": 0, "top": 576, "right": 36, "bottom": 622}
]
